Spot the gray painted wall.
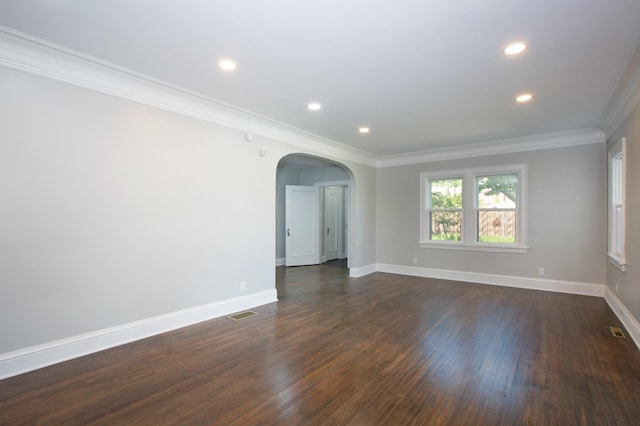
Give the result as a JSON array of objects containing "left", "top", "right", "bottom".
[
  {"left": 4, "top": 56, "right": 620, "bottom": 359},
  {"left": 376, "top": 143, "right": 607, "bottom": 284},
  {"left": 0, "top": 66, "right": 376, "bottom": 354},
  {"left": 607, "top": 100, "right": 640, "bottom": 323}
]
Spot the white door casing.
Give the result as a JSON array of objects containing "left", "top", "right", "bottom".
[
  {"left": 324, "top": 186, "right": 342, "bottom": 262},
  {"left": 342, "top": 187, "right": 349, "bottom": 260}
]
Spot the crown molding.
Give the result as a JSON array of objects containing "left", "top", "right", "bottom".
[
  {"left": 375, "top": 127, "right": 606, "bottom": 168},
  {"left": 0, "top": 26, "right": 613, "bottom": 170},
  {"left": 598, "top": 37, "right": 640, "bottom": 139},
  {"left": 0, "top": 26, "right": 377, "bottom": 168}
]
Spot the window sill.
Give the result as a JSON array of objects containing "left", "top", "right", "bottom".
[
  {"left": 607, "top": 253, "right": 626, "bottom": 272},
  {"left": 419, "top": 241, "right": 528, "bottom": 254}
]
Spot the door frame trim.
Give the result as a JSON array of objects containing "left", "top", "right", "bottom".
[{"left": 315, "top": 180, "right": 351, "bottom": 267}]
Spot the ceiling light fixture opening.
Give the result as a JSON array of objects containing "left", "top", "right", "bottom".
[
  {"left": 358, "top": 127, "right": 370, "bottom": 134},
  {"left": 307, "top": 102, "right": 322, "bottom": 111},
  {"left": 504, "top": 42, "right": 527, "bottom": 55},
  {"left": 516, "top": 93, "right": 533, "bottom": 103},
  {"left": 218, "top": 58, "right": 237, "bottom": 71}
]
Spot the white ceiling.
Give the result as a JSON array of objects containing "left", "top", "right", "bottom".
[{"left": 1, "top": 0, "right": 639, "bottom": 156}]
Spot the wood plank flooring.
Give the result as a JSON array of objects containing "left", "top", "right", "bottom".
[{"left": 1, "top": 261, "right": 640, "bottom": 425}]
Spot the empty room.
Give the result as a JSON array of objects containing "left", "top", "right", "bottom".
[{"left": 1, "top": 1, "right": 640, "bottom": 424}]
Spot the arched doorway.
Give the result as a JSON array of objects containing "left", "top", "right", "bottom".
[{"left": 275, "top": 154, "right": 354, "bottom": 269}]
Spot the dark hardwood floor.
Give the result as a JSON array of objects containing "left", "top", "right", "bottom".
[{"left": 1, "top": 261, "right": 640, "bottom": 425}]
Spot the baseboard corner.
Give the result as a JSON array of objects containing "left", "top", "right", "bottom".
[
  {"left": 604, "top": 287, "right": 640, "bottom": 351},
  {"left": 349, "top": 264, "right": 377, "bottom": 277}
]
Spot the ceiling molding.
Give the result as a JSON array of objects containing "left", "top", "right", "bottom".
[
  {"left": 598, "top": 37, "right": 640, "bottom": 139},
  {"left": 375, "top": 128, "right": 606, "bottom": 168},
  {"left": 0, "top": 26, "right": 377, "bottom": 168},
  {"left": 0, "top": 26, "right": 612, "bottom": 171}
]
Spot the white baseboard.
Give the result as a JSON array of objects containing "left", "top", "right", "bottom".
[
  {"left": 376, "top": 264, "right": 605, "bottom": 297},
  {"left": 349, "top": 264, "right": 377, "bottom": 277},
  {"left": 604, "top": 287, "right": 640, "bottom": 350},
  {"left": 275, "top": 258, "right": 285, "bottom": 266},
  {"left": 0, "top": 290, "right": 278, "bottom": 380}
]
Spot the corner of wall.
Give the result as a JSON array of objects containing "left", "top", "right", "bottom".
[{"left": 604, "top": 287, "right": 640, "bottom": 350}]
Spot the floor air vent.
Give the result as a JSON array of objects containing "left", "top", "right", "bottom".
[
  {"left": 609, "top": 326, "right": 626, "bottom": 338},
  {"left": 227, "top": 311, "right": 258, "bottom": 322}
]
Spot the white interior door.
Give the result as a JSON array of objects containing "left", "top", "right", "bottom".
[
  {"left": 285, "top": 185, "right": 320, "bottom": 266},
  {"left": 324, "top": 186, "right": 342, "bottom": 262}
]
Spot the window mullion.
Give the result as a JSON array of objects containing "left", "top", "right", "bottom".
[{"left": 463, "top": 173, "right": 475, "bottom": 244}]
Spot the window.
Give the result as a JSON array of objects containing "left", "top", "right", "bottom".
[
  {"left": 428, "top": 177, "right": 463, "bottom": 241},
  {"left": 608, "top": 137, "right": 626, "bottom": 271},
  {"left": 476, "top": 174, "right": 517, "bottom": 244},
  {"left": 420, "top": 164, "right": 527, "bottom": 253}
]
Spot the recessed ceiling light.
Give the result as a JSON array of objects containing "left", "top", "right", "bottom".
[
  {"left": 516, "top": 93, "right": 533, "bottom": 103},
  {"left": 504, "top": 42, "right": 527, "bottom": 55},
  {"left": 358, "top": 127, "right": 370, "bottom": 134},
  {"left": 218, "top": 58, "right": 237, "bottom": 71},
  {"left": 307, "top": 102, "right": 322, "bottom": 111}
]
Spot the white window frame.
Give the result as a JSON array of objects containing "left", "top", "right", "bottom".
[
  {"left": 426, "top": 176, "right": 464, "bottom": 242},
  {"left": 420, "top": 164, "right": 528, "bottom": 253},
  {"left": 607, "top": 137, "right": 626, "bottom": 272}
]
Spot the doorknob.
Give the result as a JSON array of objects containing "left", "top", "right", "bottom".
[
  {"left": 327, "top": 227, "right": 330, "bottom": 235},
  {"left": 287, "top": 229, "right": 290, "bottom": 237}
]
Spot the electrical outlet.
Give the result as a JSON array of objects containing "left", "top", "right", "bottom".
[
  {"left": 412, "top": 257, "right": 418, "bottom": 265},
  {"left": 240, "top": 281, "right": 246, "bottom": 291},
  {"left": 538, "top": 267, "right": 545, "bottom": 276}
]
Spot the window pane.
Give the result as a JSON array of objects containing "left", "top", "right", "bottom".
[
  {"left": 477, "top": 210, "right": 516, "bottom": 244},
  {"left": 430, "top": 178, "right": 462, "bottom": 209},
  {"left": 613, "top": 156, "right": 622, "bottom": 203},
  {"left": 608, "top": 138, "right": 626, "bottom": 266},
  {"left": 615, "top": 205, "right": 622, "bottom": 255},
  {"left": 477, "top": 174, "right": 517, "bottom": 208},
  {"left": 430, "top": 211, "right": 462, "bottom": 241}
]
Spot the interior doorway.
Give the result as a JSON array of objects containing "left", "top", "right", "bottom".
[
  {"left": 317, "top": 182, "right": 349, "bottom": 264},
  {"left": 276, "top": 154, "right": 353, "bottom": 270}
]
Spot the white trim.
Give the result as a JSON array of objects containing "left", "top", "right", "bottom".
[
  {"left": 0, "top": 26, "right": 376, "bottom": 168},
  {"left": 604, "top": 287, "right": 640, "bottom": 350},
  {"left": 607, "top": 254, "right": 626, "bottom": 273},
  {"left": 314, "top": 180, "right": 350, "bottom": 188},
  {"left": 607, "top": 137, "right": 627, "bottom": 272},
  {"left": 376, "top": 264, "right": 605, "bottom": 297},
  {"left": 275, "top": 258, "right": 285, "bottom": 266},
  {"left": 349, "top": 264, "right": 377, "bottom": 277},
  {"left": 418, "top": 242, "right": 528, "bottom": 253},
  {"left": 377, "top": 128, "right": 605, "bottom": 168},
  {"left": 0, "top": 290, "right": 277, "bottom": 380},
  {"left": 420, "top": 164, "right": 527, "bottom": 252},
  {"left": 315, "top": 180, "right": 350, "bottom": 267}
]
